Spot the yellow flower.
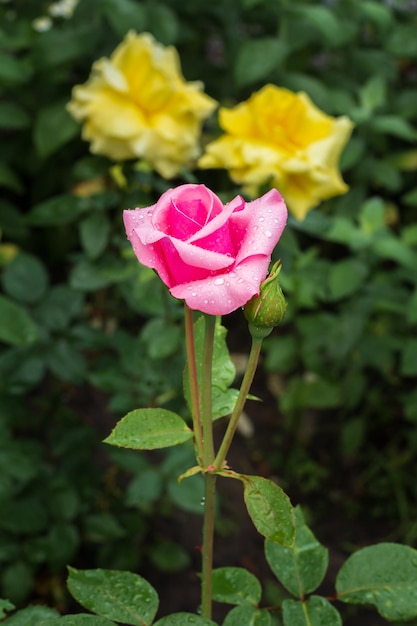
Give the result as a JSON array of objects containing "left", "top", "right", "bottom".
[
  {"left": 67, "top": 31, "right": 217, "bottom": 179},
  {"left": 198, "top": 84, "right": 353, "bottom": 220}
]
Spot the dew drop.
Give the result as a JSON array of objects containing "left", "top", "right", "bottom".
[
  {"left": 237, "top": 278, "right": 244, "bottom": 284},
  {"left": 214, "top": 277, "right": 225, "bottom": 285},
  {"left": 191, "top": 292, "right": 197, "bottom": 297},
  {"left": 203, "top": 299, "right": 208, "bottom": 304},
  {"left": 265, "top": 230, "right": 272, "bottom": 237}
]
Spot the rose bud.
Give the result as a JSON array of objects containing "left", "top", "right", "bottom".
[{"left": 244, "top": 261, "right": 287, "bottom": 339}]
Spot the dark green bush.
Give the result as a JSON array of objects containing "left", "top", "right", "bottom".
[{"left": 1, "top": 0, "right": 417, "bottom": 608}]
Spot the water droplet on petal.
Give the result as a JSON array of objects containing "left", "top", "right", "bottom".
[
  {"left": 259, "top": 216, "right": 265, "bottom": 222},
  {"left": 214, "top": 277, "right": 225, "bottom": 285},
  {"left": 265, "top": 230, "right": 272, "bottom": 237}
]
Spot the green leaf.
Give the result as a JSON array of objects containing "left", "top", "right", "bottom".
[
  {"left": 401, "top": 339, "right": 417, "bottom": 376},
  {"left": 407, "top": 289, "right": 417, "bottom": 324},
  {"left": 3, "top": 605, "right": 60, "bottom": 625},
  {"left": 360, "top": 1, "right": 393, "bottom": 31},
  {"left": 125, "top": 468, "right": 163, "bottom": 507},
  {"left": 27, "top": 194, "right": 86, "bottom": 226},
  {"left": 371, "top": 115, "right": 417, "bottom": 141},
  {"left": 104, "top": 408, "right": 193, "bottom": 450},
  {"left": 69, "top": 261, "right": 113, "bottom": 291},
  {"left": 336, "top": 543, "right": 417, "bottom": 621},
  {"left": 0, "top": 295, "right": 38, "bottom": 346},
  {"left": 184, "top": 317, "right": 238, "bottom": 421},
  {"left": 293, "top": 6, "right": 351, "bottom": 46},
  {"left": 167, "top": 472, "right": 205, "bottom": 515},
  {"left": 359, "top": 75, "right": 386, "bottom": 112},
  {"left": 79, "top": 213, "right": 111, "bottom": 260},
  {"left": 265, "top": 507, "right": 328, "bottom": 598},
  {"left": 46, "top": 524, "right": 80, "bottom": 571},
  {"left": 153, "top": 614, "right": 217, "bottom": 626},
  {"left": 281, "top": 376, "right": 341, "bottom": 411},
  {"left": 212, "top": 567, "right": 262, "bottom": 605},
  {"left": 387, "top": 24, "right": 417, "bottom": 58},
  {"left": 0, "top": 598, "right": 14, "bottom": 618},
  {"left": 147, "top": 3, "right": 179, "bottom": 45},
  {"left": 0, "top": 52, "right": 30, "bottom": 84},
  {"left": 35, "top": 285, "right": 84, "bottom": 332},
  {"left": 0, "top": 102, "right": 30, "bottom": 129},
  {"left": 141, "top": 318, "right": 182, "bottom": 359},
  {"left": 241, "top": 475, "right": 295, "bottom": 545},
  {"left": 42, "top": 617, "right": 116, "bottom": 625},
  {"left": 403, "top": 187, "right": 417, "bottom": 207},
  {"left": 149, "top": 540, "right": 190, "bottom": 573},
  {"left": 359, "top": 197, "right": 386, "bottom": 233},
  {"left": 282, "top": 596, "right": 341, "bottom": 626},
  {"left": 223, "top": 604, "right": 271, "bottom": 626},
  {"left": 1, "top": 561, "right": 33, "bottom": 604},
  {"left": 84, "top": 513, "right": 125, "bottom": 542},
  {"left": 0, "top": 163, "right": 23, "bottom": 193},
  {"left": 2, "top": 252, "right": 49, "bottom": 303},
  {"left": 67, "top": 568, "right": 159, "bottom": 626},
  {"left": 234, "top": 39, "right": 286, "bottom": 87},
  {"left": 372, "top": 235, "right": 417, "bottom": 269},
  {"left": 33, "top": 25, "right": 97, "bottom": 67},
  {"left": 34, "top": 101, "right": 80, "bottom": 158},
  {"left": 102, "top": 0, "right": 147, "bottom": 38},
  {"left": 46, "top": 339, "right": 87, "bottom": 384},
  {"left": 327, "top": 259, "right": 368, "bottom": 301}
]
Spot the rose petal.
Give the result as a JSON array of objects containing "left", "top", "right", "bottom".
[
  {"left": 231, "top": 188, "right": 287, "bottom": 264},
  {"left": 188, "top": 194, "right": 243, "bottom": 243},
  {"left": 170, "top": 255, "right": 271, "bottom": 316},
  {"left": 162, "top": 237, "right": 235, "bottom": 271},
  {"left": 153, "top": 184, "right": 223, "bottom": 237}
]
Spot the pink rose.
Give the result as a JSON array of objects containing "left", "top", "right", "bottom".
[{"left": 123, "top": 184, "right": 287, "bottom": 315}]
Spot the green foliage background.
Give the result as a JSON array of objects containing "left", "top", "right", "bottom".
[{"left": 0, "top": 0, "right": 417, "bottom": 613}]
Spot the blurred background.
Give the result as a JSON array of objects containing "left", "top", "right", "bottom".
[{"left": 0, "top": 0, "right": 417, "bottom": 623}]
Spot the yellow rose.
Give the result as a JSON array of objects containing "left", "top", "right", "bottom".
[
  {"left": 67, "top": 31, "right": 217, "bottom": 179},
  {"left": 198, "top": 84, "right": 353, "bottom": 220}
]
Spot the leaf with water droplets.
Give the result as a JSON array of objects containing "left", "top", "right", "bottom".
[
  {"left": 212, "top": 567, "right": 261, "bottom": 605},
  {"left": 336, "top": 543, "right": 417, "bottom": 621},
  {"left": 282, "top": 596, "right": 341, "bottom": 626},
  {"left": 3, "top": 605, "right": 59, "bottom": 625},
  {"left": 67, "top": 568, "right": 158, "bottom": 626},
  {"left": 42, "top": 617, "right": 116, "bottom": 625},
  {"left": 223, "top": 604, "right": 271, "bottom": 625},
  {"left": 153, "top": 614, "right": 217, "bottom": 625},
  {"left": 241, "top": 475, "right": 295, "bottom": 546},
  {"left": 104, "top": 408, "right": 193, "bottom": 450},
  {"left": 265, "top": 506, "right": 328, "bottom": 598}
]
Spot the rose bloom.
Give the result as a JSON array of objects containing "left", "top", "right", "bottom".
[
  {"left": 123, "top": 184, "right": 287, "bottom": 316},
  {"left": 67, "top": 31, "right": 217, "bottom": 179},
  {"left": 198, "top": 84, "right": 353, "bottom": 220}
]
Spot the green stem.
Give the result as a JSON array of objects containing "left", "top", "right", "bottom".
[
  {"left": 202, "top": 315, "right": 216, "bottom": 465},
  {"left": 214, "top": 336, "right": 263, "bottom": 471},
  {"left": 184, "top": 304, "right": 204, "bottom": 464},
  {"left": 200, "top": 314, "right": 217, "bottom": 619},
  {"left": 201, "top": 472, "right": 216, "bottom": 619}
]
